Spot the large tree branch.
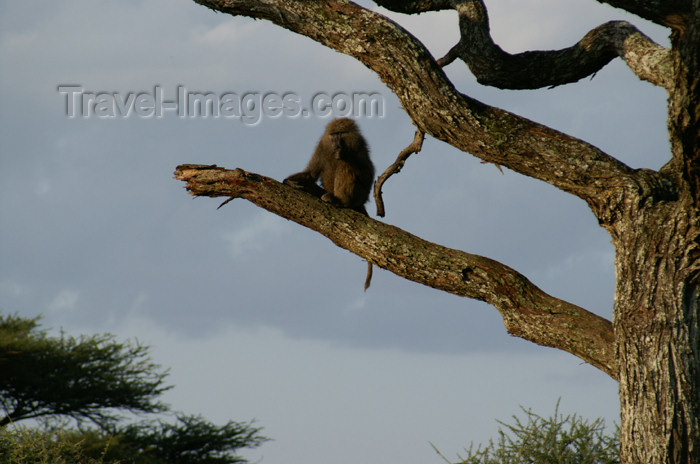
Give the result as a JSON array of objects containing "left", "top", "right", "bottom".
[
  {"left": 194, "top": 0, "right": 655, "bottom": 227},
  {"left": 175, "top": 164, "right": 617, "bottom": 378},
  {"left": 376, "top": 0, "right": 674, "bottom": 90},
  {"left": 438, "top": 2, "right": 674, "bottom": 91},
  {"left": 375, "top": 0, "right": 692, "bottom": 31}
]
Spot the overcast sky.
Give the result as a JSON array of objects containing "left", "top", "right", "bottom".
[{"left": 0, "top": 1, "right": 671, "bottom": 462}]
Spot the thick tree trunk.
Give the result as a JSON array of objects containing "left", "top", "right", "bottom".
[
  {"left": 614, "top": 200, "right": 700, "bottom": 463},
  {"left": 615, "top": 5, "right": 700, "bottom": 461}
]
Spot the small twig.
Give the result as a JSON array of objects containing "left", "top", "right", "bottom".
[
  {"left": 429, "top": 442, "right": 453, "bottom": 464},
  {"left": 436, "top": 43, "right": 460, "bottom": 67},
  {"left": 217, "top": 197, "right": 236, "bottom": 209},
  {"left": 480, "top": 159, "right": 504, "bottom": 174},
  {"left": 373, "top": 129, "right": 425, "bottom": 217}
]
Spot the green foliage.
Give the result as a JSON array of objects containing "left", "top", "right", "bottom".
[
  {"left": 0, "top": 417, "right": 269, "bottom": 464},
  {"left": 101, "top": 414, "right": 268, "bottom": 464},
  {"left": 452, "top": 401, "right": 619, "bottom": 464},
  {"left": 0, "top": 314, "right": 269, "bottom": 464},
  {"left": 0, "top": 426, "right": 108, "bottom": 464},
  {"left": 0, "top": 314, "right": 169, "bottom": 428}
]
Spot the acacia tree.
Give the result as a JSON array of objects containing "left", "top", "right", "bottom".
[
  {"left": 175, "top": 1, "right": 699, "bottom": 463},
  {"left": 0, "top": 314, "right": 268, "bottom": 463}
]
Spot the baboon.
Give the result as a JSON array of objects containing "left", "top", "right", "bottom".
[{"left": 284, "top": 117, "right": 375, "bottom": 289}]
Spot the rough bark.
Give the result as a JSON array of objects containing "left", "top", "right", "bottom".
[
  {"left": 175, "top": 164, "right": 617, "bottom": 377},
  {"left": 614, "top": 197, "right": 700, "bottom": 463},
  {"left": 184, "top": 1, "right": 700, "bottom": 462}
]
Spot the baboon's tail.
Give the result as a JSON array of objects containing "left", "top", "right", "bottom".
[{"left": 364, "top": 262, "right": 373, "bottom": 291}]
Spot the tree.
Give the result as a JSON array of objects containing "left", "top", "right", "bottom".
[
  {"left": 0, "top": 314, "right": 169, "bottom": 428},
  {"left": 174, "top": 1, "right": 699, "bottom": 462},
  {"left": 0, "top": 314, "right": 268, "bottom": 463},
  {"left": 0, "top": 415, "right": 267, "bottom": 464},
  {"left": 445, "top": 401, "right": 619, "bottom": 464},
  {"left": 97, "top": 414, "right": 267, "bottom": 464}
]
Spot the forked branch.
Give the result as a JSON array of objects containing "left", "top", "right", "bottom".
[
  {"left": 437, "top": 1, "right": 674, "bottom": 91},
  {"left": 175, "top": 164, "right": 617, "bottom": 378}
]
